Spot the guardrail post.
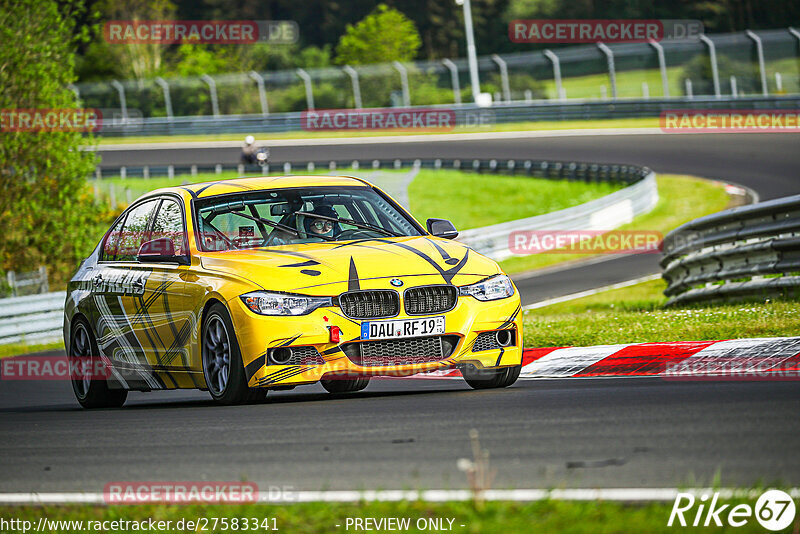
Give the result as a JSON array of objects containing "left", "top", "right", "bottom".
[
  {"left": 648, "top": 40, "right": 670, "bottom": 97},
  {"left": 745, "top": 30, "right": 768, "bottom": 96},
  {"left": 543, "top": 50, "right": 564, "bottom": 101},
  {"left": 699, "top": 35, "right": 721, "bottom": 98},
  {"left": 154, "top": 77, "right": 173, "bottom": 121},
  {"left": 491, "top": 54, "right": 511, "bottom": 103},
  {"left": 109, "top": 80, "right": 128, "bottom": 122},
  {"left": 442, "top": 59, "right": 461, "bottom": 105},
  {"left": 790, "top": 27, "right": 800, "bottom": 53},
  {"left": 342, "top": 65, "right": 362, "bottom": 109},
  {"left": 392, "top": 61, "right": 411, "bottom": 107},
  {"left": 730, "top": 76, "right": 738, "bottom": 97},
  {"left": 685, "top": 78, "right": 693, "bottom": 99},
  {"left": 596, "top": 43, "right": 617, "bottom": 99},
  {"left": 248, "top": 71, "right": 270, "bottom": 116},
  {"left": 296, "top": 68, "right": 315, "bottom": 111},
  {"left": 200, "top": 74, "right": 220, "bottom": 117}
]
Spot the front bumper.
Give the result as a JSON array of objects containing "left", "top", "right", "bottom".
[{"left": 227, "top": 293, "right": 523, "bottom": 388}]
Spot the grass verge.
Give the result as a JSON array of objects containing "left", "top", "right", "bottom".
[
  {"left": 500, "top": 174, "right": 731, "bottom": 274},
  {"left": 0, "top": 499, "right": 781, "bottom": 533},
  {"left": 407, "top": 169, "right": 620, "bottom": 230},
  {"left": 522, "top": 278, "right": 800, "bottom": 347},
  {"left": 95, "top": 117, "right": 659, "bottom": 145}
]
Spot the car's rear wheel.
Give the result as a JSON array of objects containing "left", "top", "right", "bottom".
[
  {"left": 202, "top": 303, "right": 267, "bottom": 405},
  {"left": 69, "top": 317, "right": 127, "bottom": 409},
  {"left": 461, "top": 364, "right": 521, "bottom": 390},
  {"left": 320, "top": 376, "right": 370, "bottom": 394}
]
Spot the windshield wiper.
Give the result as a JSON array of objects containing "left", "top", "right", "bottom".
[{"left": 295, "top": 211, "right": 401, "bottom": 238}]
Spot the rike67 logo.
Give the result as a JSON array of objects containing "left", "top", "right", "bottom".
[{"left": 668, "top": 489, "right": 796, "bottom": 531}]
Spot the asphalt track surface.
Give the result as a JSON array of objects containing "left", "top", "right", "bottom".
[{"left": 0, "top": 131, "right": 798, "bottom": 493}]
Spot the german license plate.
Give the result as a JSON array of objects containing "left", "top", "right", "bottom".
[{"left": 361, "top": 316, "right": 445, "bottom": 340}]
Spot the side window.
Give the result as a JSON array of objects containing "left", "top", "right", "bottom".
[
  {"left": 116, "top": 199, "right": 159, "bottom": 261},
  {"left": 150, "top": 199, "right": 187, "bottom": 255},
  {"left": 102, "top": 215, "right": 127, "bottom": 262}
]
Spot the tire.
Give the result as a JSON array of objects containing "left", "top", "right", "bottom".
[
  {"left": 202, "top": 303, "right": 267, "bottom": 405},
  {"left": 462, "top": 364, "right": 521, "bottom": 390},
  {"left": 320, "top": 376, "right": 370, "bottom": 394},
  {"left": 68, "top": 317, "right": 127, "bottom": 409}
]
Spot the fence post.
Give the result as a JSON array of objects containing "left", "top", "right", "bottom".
[
  {"left": 685, "top": 78, "right": 693, "bottom": 99},
  {"left": 248, "top": 71, "right": 269, "bottom": 116},
  {"left": 296, "top": 68, "right": 315, "bottom": 110},
  {"left": 342, "top": 65, "right": 362, "bottom": 109},
  {"left": 745, "top": 30, "right": 768, "bottom": 96},
  {"left": 543, "top": 49, "right": 564, "bottom": 101},
  {"left": 730, "top": 75, "right": 738, "bottom": 97},
  {"left": 109, "top": 80, "right": 128, "bottom": 122},
  {"left": 392, "top": 61, "right": 411, "bottom": 107},
  {"left": 154, "top": 77, "right": 173, "bottom": 120},
  {"left": 491, "top": 54, "right": 511, "bottom": 102},
  {"left": 648, "top": 40, "right": 670, "bottom": 97},
  {"left": 200, "top": 74, "right": 220, "bottom": 117},
  {"left": 442, "top": 59, "right": 461, "bottom": 105},
  {"left": 699, "top": 35, "right": 721, "bottom": 98},
  {"left": 596, "top": 43, "right": 617, "bottom": 99}
]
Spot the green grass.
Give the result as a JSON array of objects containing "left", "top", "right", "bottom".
[
  {"left": 499, "top": 174, "right": 731, "bottom": 274},
  {"left": 0, "top": 340, "right": 63, "bottom": 359},
  {"left": 95, "top": 117, "right": 660, "bottom": 145},
  {"left": 407, "top": 169, "right": 620, "bottom": 230},
  {"left": 0, "top": 499, "right": 782, "bottom": 533},
  {"left": 523, "top": 278, "right": 800, "bottom": 347}
]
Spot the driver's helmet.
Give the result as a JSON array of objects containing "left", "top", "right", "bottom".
[
  {"left": 303, "top": 204, "right": 338, "bottom": 238},
  {"left": 244, "top": 135, "right": 255, "bottom": 146}
]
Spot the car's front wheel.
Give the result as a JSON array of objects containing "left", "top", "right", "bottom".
[
  {"left": 202, "top": 303, "right": 267, "bottom": 405},
  {"left": 461, "top": 364, "right": 521, "bottom": 390},
  {"left": 320, "top": 376, "right": 370, "bottom": 394},
  {"left": 69, "top": 317, "right": 127, "bottom": 409}
]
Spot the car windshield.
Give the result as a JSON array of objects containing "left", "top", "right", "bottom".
[{"left": 195, "top": 186, "right": 423, "bottom": 251}]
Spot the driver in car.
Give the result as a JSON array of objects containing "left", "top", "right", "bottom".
[{"left": 303, "top": 204, "right": 339, "bottom": 239}]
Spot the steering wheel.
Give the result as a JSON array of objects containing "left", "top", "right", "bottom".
[{"left": 337, "top": 228, "right": 377, "bottom": 240}]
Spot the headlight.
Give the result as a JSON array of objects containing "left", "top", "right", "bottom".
[
  {"left": 240, "top": 291, "right": 332, "bottom": 316},
  {"left": 459, "top": 275, "right": 515, "bottom": 301}
]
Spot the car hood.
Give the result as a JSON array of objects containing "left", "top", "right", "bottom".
[{"left": 199, "top": 236, "right": 501, "bottom": 295}]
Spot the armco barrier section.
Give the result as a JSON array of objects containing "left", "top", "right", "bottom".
[
  {"left": 0, "top": 291, "right": 66, "bottom": 345},
  {"left": 661, "top": 194, "right": 800, "bottom": 305}
]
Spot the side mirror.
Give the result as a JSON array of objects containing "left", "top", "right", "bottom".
[
  {"left": 426, "top": 218, "right": 458, "bottom": 239},
  {"left": 137, "top": 238, "right": 190, "bottom": 265}
]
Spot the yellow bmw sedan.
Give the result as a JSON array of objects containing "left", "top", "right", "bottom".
[{"left": 63, "top": 175, "right": 522, "bottom": 407}]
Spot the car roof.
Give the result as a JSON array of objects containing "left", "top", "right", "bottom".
[{"left": 142, "top": 175, "right": 374, "bottom": 202}]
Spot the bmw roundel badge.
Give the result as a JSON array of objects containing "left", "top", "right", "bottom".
[{"left": 390, "top": 278, "right": 403, "bottom": 287}]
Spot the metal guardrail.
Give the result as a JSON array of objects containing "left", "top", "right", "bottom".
[
  {"left": 0, "top": 291, "right": 65, "bottom": 345},
  {"left": 98, "top": 95, "right": 800, "bottom": 137},
  {"left": 661, "top": 194, "right": 800, "bottom": 305}
]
